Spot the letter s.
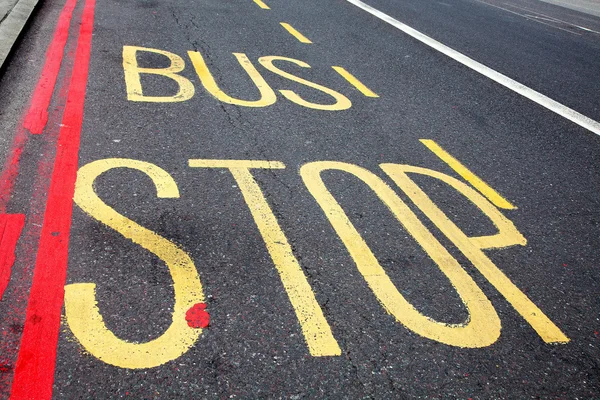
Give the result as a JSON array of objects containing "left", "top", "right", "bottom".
[{"left": 65, "top": 158, "right": 205, "bottom": 369}]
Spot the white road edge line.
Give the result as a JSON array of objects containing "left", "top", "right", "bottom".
[{"left": 344, "top": 0, "right": 600, "bottom": 136}]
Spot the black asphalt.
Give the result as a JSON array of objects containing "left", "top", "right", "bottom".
[{"left": 0, "top": 0, "right": 599, "bottom": 397}]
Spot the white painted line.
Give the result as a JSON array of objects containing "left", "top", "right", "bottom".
[{"left": 343, "top": 0, "right": 600, "bottom": 136}]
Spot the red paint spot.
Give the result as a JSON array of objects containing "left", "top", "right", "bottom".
[
  {"left": 563, "top": 264, "right": 567, "bottom": 267},
  {"left": 186, "top": 303, "right": 210, "bottom": 328},
  {"left": 9, "top": 0, "right": 97, "bottom": 396},
  {"left": 594, "top": 331, "right": 599, "bottom": 336},
  {"left": 23, "top": 0, "right": 79, "bottom": 134},
  {"left": 0, "top": 214, "right": 25, "bottom": 300}
]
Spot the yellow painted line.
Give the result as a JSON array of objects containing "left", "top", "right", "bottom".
[
  {"left": 280, "top": 22, "right": 312, "bottom": 43},
  {"left": 252, "top": 0, "right": 270, "bottom": 9},
  {"left": 301, "top": 161, "right": 501, "bottom": 348},
  {"left": 420, "top": 139, "right": 516, "bottom": 210},
  {"left": 189, "top": 160, "right": 341, "bottom": 357},
  {"left": 332, "top": 66, "right": 379, "bottom": 98},
  {"left": 188, "top": 51, "right": 277, "bottom": 107},
  {"left": 381, "top": 163, "right": 569, "bottom": 344},
  {"left": 68, "top": 158, "right": 205, "bottom": 369}
]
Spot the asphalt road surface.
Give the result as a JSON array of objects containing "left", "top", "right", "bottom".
[{"left": 0, "top": 0, "right": 599, "bottom": 398}]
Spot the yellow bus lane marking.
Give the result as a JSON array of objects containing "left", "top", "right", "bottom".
[
  {"left": 66, "top": 158, "right": 206, "bottom": 369},
  {"left": 189, "top": 159, "right": 341, "bottom": 357},
  {"left": 188, "top": 51, "right": 277, "bottom": 107},
  {"left": 280, "top": 22, "right": 313, "bottom": 43},
  {"left": 332, "top": 66, "right": 379, "bottom": 98},
  {"left": 123, "top": 46, "right": 367, "bottom": 110},
  {"left": 380, "top": 163, "right": 569, "bottom": 343},
  {"left": 253, "top": 0, "right": 270, "bottom": 9},
  {"left": 259, "top": 56, "right": 352, "bottom": 111},
  {"left": 420, "top": 139, "right": 516, "bottom": 210},
  {"left": 123, "top": 46, "right": 195, "bottom": 103},
  {"left": 300, "top": 161, "right": 501, "bottom": 348}
]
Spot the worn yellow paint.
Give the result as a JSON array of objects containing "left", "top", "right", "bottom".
[
  {"left": 381, "top": 164, "right": 569, "bottom": 343},
  {"left": 300, "top": 161, "right": 501, "bottom": 348},
  {"left": 258, "top": 56, "right": 352, "bottom": 111},
  {"left": 66, "top": 158, "right": 205, "bottom": 369},
  {"left": 280, "top": 23, "right": 312, "bottom": 43},
  {"left": 188, "top": 51, "right": 276, "bottom": 107},
  {"left": 252, "top": 0, "right": 270, "bottom": 9},
  {"left": 332, "top": 66, "right": 379, "bottom": 98},
  {"left": 188, "top": 159, "right": 341, "bottom": 356},
  {"left": 420, "top": 139, "right": 516, "bottom": 210},
  {"left": 123, "top": 46, "right": 195, "bottom": 103}
]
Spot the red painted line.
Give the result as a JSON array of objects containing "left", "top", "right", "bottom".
[
  {"left": 23, "top": 0, "right": 78, "bottom": 135},
  {"left": 10, "top": 0, "right": 96, "bottom": 395},
  {"left": 0, "top": 214, "right": 26, "bottom": 300},
  {"left": 0, "top": 0, "right": 79, "bottom": 212}
]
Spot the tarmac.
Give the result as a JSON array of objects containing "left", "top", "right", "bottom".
[{"left": 0, "top": 0, "right": 599, "bottom": 72}]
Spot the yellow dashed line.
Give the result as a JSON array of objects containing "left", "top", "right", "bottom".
[
  {"left": 252, "top": 0, "right": 270, "bottom": 9},
  {"left": 280, "top": 22, "right": 312, "bottom": 43},
  {"left": 332, "top": 66, "right": 379, "bottom": 97}
]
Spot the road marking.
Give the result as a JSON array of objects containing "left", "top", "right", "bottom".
[
  {"left": 280, "top": 22, "right": 313, "bottom": 43},
  {"left": 332, "top": 66, "right": 379, "bottom": 98},
  {"left": 23, "top": 0, "right": 79, "bottom": 134},
  {"left": 123, "top": 46, "right": 195, "bottom": 103},
  {"left": 343, "top": 0, "right": 600, "bottom": 136},
  {"left": 381, "top": 164, "right": 569, "bottom": 343},
  {"left": 420, "top": 139, "right": 516, "bottom": 210},
  {"left": 0, "top": 214, "right": 25, "bottom": 300},
  {"left": 67, "top": 159, "right": 205, "bottom": 369},
  {"left": 259, "top": 56, "right": 352, "bottom": 110},
  {"left": 301, "top": 161, "right": 501, "bottom": 348},
  {"left": 252, "top": 0, "right": 270, "bottom": 9},
  {"left": 189, "top": 160, "right": 341, "bottom": 357},
  {"left": 10, "top": 0, "right": 96, "bottom": 394},
  {"left": 124, "top": 47, "right": 363, "bottom": 110},
  {"left": 188, "top": 51, "right": 277, "bottom": 107}
]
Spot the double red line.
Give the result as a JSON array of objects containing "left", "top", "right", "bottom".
[{"left": 0, "top": 0, "right": 97, "bottom": 396}]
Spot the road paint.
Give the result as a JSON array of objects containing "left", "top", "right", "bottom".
[
  {"left": 188, "top": 51, "right": 277, "bottom": 107},
  {"left": 420, "top": 139, "right": 515, "bottom": 210},
  {"left": 123, "top": 46, "right": 195, "bottom": 102},
  {"left": 252, "top": 0, "right": 270, "bottom": 10},
  {"left": 301, "top": 161, "right": 501, "bottom": 348},
  {"left": 123, "top": 46, "right": 366, "bottom": 109},
  {"left": 0, "top": 214, "right": 25, "bottom": 300},
  {"left": 332, "top": 66, "right": 379, "bottom": 98},
  {"left": 66, "top": 159, "right": 205, "bottom": 369},
  {"left": 0, "top": 29, "right": 77, "bottom": 393},
  {"left": 23, "top": 0, "right": 79, "bottom": 134},
  {"left": 280, "top": 22, "right": 312, "bottom": 43},
  {"left": 380, "top": 164, "right": 569, "bottom": 343},
  {"left": 343, "top": 0, "right": 600, "bottom": 136},
  {"left": 259, "top": 56, "right": 352, "bottom": 111},
  {"left": 189, "top": 159, "right": 341, "bottom": 357},
  {"left": 185, "top": 303, "right": 210, "bottom": 328},
  {"left": 10, "top": 0, "right": 96, "bottom": 394}
]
